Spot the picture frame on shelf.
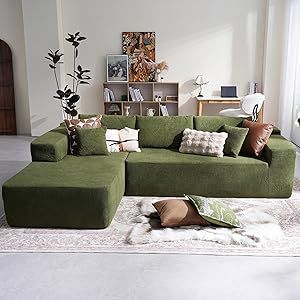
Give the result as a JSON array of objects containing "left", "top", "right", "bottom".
[{"left": 107, "top": 55, "right": 129, "bottom": 82}]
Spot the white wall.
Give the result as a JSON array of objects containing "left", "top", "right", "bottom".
[
  {"left": 22, "top": 0, "right": 64, "bottom": 136},
  {"left": 263, "top": 0, "right": 287, "bottom": 126},
  {"left": 0, "top": 0, "right": 31, "bottom": 135},
  {"left": 61, "top": 0, "right": 267, "bottom": 116},
  {"left": 0, "top": 0, "right": 272, "bottom": 136}
]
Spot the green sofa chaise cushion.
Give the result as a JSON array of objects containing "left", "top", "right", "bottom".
[
  {"left": 3, "top": 153, "right": 127, "bottom": 229},
  {"left": 126, "top": 148, "right": 269, "bottom": 197}
]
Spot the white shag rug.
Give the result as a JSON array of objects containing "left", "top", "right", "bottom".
[
  {"left": 127, "top": 199, "right": 284, "bottom": 247},
  {"left": 0, "top": 180, "right": 299, "bottom": 256}
]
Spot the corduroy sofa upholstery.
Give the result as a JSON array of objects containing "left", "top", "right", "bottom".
[{"left": 2, "top": 115, "right": 296, "bottom": 229}]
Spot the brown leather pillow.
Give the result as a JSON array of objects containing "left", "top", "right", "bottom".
[
  {"left": 153, "top": 199, "right": 210, "bottom": 228},
  {"left": 241, "top": 119, "right": 273, "bottom": 157}
]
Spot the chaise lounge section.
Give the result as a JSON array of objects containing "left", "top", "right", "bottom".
[
  {"left": 3, "top": 154, "right": 127, "bottom": 229},
  {"left": 2, "top": 115, "right": 296, "bottom": 229}
]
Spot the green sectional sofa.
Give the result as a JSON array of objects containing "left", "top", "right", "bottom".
[{"left": 2, "top": 115, "right": 296, "bottom": 229}]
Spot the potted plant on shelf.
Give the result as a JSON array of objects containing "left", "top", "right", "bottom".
[{"left": 45, "top": 32, "right": 91, "bottom": 120}]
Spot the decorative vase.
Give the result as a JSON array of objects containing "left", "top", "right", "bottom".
[{"left": 124, "top": 106, "right": 130, "bottom": 116}]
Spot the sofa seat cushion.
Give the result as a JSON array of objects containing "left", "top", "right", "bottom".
[
  {"left": 126, "top": 149, "right": 269, "bottom": 197},
  {"left": 3, "top": 153, "right": 127, "bottom": 229}
]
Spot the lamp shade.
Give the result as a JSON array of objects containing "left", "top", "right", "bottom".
[
  {"left": 108, "top": 104, "right": 121, "bottom": 112},
  {"left": 195, "top": 75, "right": 203, "bottom": 85},
  {"left": 195, "top": 75, "right": 208, "bottom": 85}
]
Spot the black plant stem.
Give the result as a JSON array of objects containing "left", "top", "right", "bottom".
[
  {"left": 53, "top": 68, "right": 60, "bottom": 90},
  {"left": 72, "top": 47, "right": 76, "bottom": 92},
  {"left": 53, "top": 68, "right": 66, "bottom": 120}
]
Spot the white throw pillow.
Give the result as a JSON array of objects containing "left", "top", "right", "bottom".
[
  {"left": 179, "top": 128, "right": 228, "bottom": 157},
  {"left": 106, "top": 129, "right": 120, "bottom": 152},
  {"left": 119, "top": 127, "right": 141, "bottom": 152},
  {"left": 105, "top": 127, "right": 141, "bottom": 152}
]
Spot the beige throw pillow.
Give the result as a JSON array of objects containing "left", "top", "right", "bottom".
[
  {"left": 105, "top": 127, "right": 141, "bottom": 152},
  {"left": 119, "top": 127, "right": 141, "bottom": 152},
  {"left": 179, "top": 128, "right": 228, "bottom": 157},
  {"left": 106, "top": 129, "right": 120, "bottom": 153}
]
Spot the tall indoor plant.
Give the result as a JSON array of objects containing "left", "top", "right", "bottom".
[{"left": 45, "top": 32, "right": 91, "bottom": 119}]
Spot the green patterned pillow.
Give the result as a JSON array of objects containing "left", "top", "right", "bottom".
[{"left": 185, "top": 194, "right": 241, "bottom": 228}]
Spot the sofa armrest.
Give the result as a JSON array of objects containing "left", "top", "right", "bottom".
[
  {"left": 263, "top": 135, "right": 296, "bottom": 197},
  {"left": 31, "top": 126, "right": 68, "bottom": 162}
]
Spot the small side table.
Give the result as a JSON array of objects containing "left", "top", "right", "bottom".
[{"left": 196, "top": 97, "right": 264, "bottom": 123}]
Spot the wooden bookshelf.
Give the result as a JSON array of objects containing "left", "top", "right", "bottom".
[{"left": 103, "top": 82, "right": 179, "bottom": 116}]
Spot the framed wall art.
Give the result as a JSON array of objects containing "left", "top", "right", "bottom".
[
  {"left": 107, "top": 54, "right": 129, "bottom": 82},
  {"left": 122, "top": 32, "right": 156, "bottom": 82}
]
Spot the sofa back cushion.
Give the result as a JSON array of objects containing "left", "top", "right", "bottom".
[
  {"left": 194, "top": 116, "right": 244, "bottom": 132},
  {"left": 136, "top": 116, "right": 193, "bottom": 148},
  {"left": 79, "top": 114, "right": 136, "bottom": 130}
]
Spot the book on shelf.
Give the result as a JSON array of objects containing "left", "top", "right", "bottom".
[
  {"left": 129, "top": 87, "right": 136, "bottom": 102},
  {"left": 108, "top": 89, "right": 115, "bottom": 102},
  {"left": 129, "top": 87, "right": 144, "bottom": 102},
  {"left": 160, "top": 104, "right": 169, "bottom": 116},
  {"left": 137, "top": 89, "right": 144, "bottom": 101},
  {"left": 104, "top": 88, "right": 110, "bottom": 102},
  {"left": 103, "top": 88, "right": 116, "bottom": 102},
  {"left": 248, "top": 81, "right": 259, "bottom": 94},
  {"left": 134, "top": 89, "right": 140, "bottom": 101}
]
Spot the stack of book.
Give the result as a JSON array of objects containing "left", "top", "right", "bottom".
[
  {"left": 104, "top": 88, "right": 116, "bottom": 102},
  {"left": 160, "top": 104, "right": 169, "bottom": 116},
  {"left": 249, "top": 81, "right": 258, "bottom": 94},
  {"left": 129, "top": 87, "right": 144, "bottom": 102}
]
